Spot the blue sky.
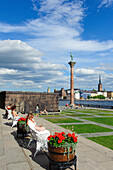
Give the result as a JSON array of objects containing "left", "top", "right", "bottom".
[{"left": 0, "top": 0, "right": 113, "bottom": 92}]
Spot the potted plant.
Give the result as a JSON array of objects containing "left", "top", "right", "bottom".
[
  {"left": 17, "top": 117, "right": 29, "bottom": 138},
  {"left": 47, "top": 132, "right": 78, "bottom": 162}
]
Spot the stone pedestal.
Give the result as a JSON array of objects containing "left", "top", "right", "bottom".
[{"left": 68, "top": 61, "right": 76, "bottom": 105}]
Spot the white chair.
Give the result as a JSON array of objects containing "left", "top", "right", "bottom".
[
  {"left": 7, "top": 109, "right": 13, "bottom": 120},
  {"left": 5, "top": 107, "right": 13, "bottom": 120},
  {"left": 28, "top": 126, "right": 50, "bottom": 157},
  {"left": 11, "top": 115, "right": 20, "bottom": 128}
]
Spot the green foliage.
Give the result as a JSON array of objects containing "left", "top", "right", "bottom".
[
  {"left": 92, "top": 89, "right": 97, "bottom": 92},
  {"left": 91, "top": 95, "right": 105, "bottom": 99},
  {"left": 87, "top": 95, "right": 91, "bottom": 99}
]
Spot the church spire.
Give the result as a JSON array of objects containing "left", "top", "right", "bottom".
[
  {"left": 99, "top": 74, "right": 101, "bottom": 84},
  {"left": 98, "top": 75, "right": 102, "bottom": 91}
]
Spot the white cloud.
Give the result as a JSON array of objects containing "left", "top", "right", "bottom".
[
  {"left": 98, "top": 0, "right": 113, "bottom": 8},
  {"left": 0, "top": 1, "right": 113, "bottom": 91},
  {"left": 32, "top": 0, "right": 85, "bottom": 27},
  {"left": 0, "top": 40, "right": 112, "bottom": 91},
  {"left": 0, "top": 1, "right": 113, "bottom": 55},
  {"left": 0, "top": 39, "right": 68, "bottom": 91},
  {"left": 0, "top": 68, "right": 18, "bottom": 75},
  {"left": 75, "top": 68, "right": 104, "bottom": 76}
]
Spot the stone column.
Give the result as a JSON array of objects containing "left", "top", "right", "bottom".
[{"left": 68, "top": 61, "right": 76, "bottom": 105}]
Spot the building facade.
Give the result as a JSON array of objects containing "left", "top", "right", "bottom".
[{"left": 98, "top": 75, "right": 103, "bottom": 92}]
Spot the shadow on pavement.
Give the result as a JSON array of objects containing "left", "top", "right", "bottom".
[{"left": 10, "top": 131, "right": 52, "bottom": 170}]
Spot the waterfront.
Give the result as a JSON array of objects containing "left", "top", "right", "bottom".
[{"left": 59, "top": 99, "right": 113, "bottom": 109}]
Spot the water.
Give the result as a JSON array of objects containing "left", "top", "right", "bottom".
[{"left": 59, "top": 100, "right": 113, "bottom": 109}]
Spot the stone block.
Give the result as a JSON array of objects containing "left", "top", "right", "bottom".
[
  {"left": 0, "top": 157, "right": 6, "bottom": 170},
  {"left": 7, "top": 161, "right": 31, "bottom": 170},
  {"left": 5, "top": 147, "right": 27, "bottom": 164},
  {"left": 0, "top": 137, "right": 4, "bottom": 156}
]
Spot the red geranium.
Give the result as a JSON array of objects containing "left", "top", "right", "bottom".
[
  {"left": 7, "top": 107, "right": 11, "bottom": 110},
  {"left": 68, "top": 133, "right": 72, "bottom": 137},
  {"left": 47, "top": 132, "right": 78, "bottom": 148},
  {"left": 73, "top": 137, "right": 77, "bottom": 143},
  {"left": 58, "top": 139, "right": 62, "bottom": 143},
  {"left": 47, "top": 135, "right": 53, "bottom": 141},
  {"left": 18, "top": 117, "right": 26, "bottom": 122},
  {"left": 61, "top": 132, "right": 65, "bottom": 135}
]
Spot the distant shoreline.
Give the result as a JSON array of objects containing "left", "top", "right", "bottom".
[
  {"left": 59, "top": 99, "right": 113, "bottom": 109},
  {"left": 59, "top": 99, "right": 113, "bottom": 101}
]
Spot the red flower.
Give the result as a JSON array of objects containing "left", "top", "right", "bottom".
[
  {"left": 53, "top": 135, "right": 57, "bottom": 138},
  {"left": 48, "top": 132, "right": 78, "bottom": 147},
  {"left": 47, "top": 135, "right": 53, "bottom": 141},
  {"left": 61, "top": 136, "right": 65, "bottom": 140},
  {"left": 18, "top": 117, "right": 26, "bottom": 122},
  {"left": 21, "top": 117, "right": 26, "bottom": 121},
  {"left": 58, "top": 139, "right": 62, "bottom": 143},
  {"left": 61, "top": 132, "right": 65, "bottom": 135},
  {"left": 68, "top": 133, "right": 72, "bottom": 137},
  {"left": 73, "top": 137, "right": 77, "bottom": 143},
  {"left": 47, "top": 136, "right": 51, "bottom": 140},
  {"left": 55, "top": 132, "right": 58, "bottom": 135},
  {"left": 72, "top": 133, "right": 75, "bottom": 137}
]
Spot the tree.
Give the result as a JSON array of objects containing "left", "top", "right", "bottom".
[
  {"left": 92, "top": 89, "right": 97, "bottom": 92},
  {"left": 87, "top": 95, "right": 91, "bottom": 99}
]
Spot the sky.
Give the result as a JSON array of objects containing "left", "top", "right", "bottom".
[{"left": 0, "top": 0, "right": 113, "bottom": 92}]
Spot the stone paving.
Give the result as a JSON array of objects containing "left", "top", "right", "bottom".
[{"left": 1, "top": 108, "right": 113, "bottom": 170}]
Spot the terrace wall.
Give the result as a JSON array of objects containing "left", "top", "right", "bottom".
[{"left": 0, "top": 91, "right": 59, "bottom": 113}]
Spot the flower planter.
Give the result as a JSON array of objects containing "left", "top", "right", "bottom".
[
  {"left": 48, "top": 144, "right": 75, "bottom": 162},
  {"left": 17, "top": 121, "right": 29, "bottom": 138}
]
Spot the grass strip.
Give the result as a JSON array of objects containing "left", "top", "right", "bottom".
[
  {"left": 83, "top": 117, "right": 113, "bottom": 126},
  {"left": 87, "top": 135, "right": 113, "bottom": 150},
  {"left": 60, "top": 124, "right": 113, "bottom": 133},
  {"left": 45, "top": 118, "right": 82, "bottom": 123},
  {"left": 39, "top": 115, "right": 64, "bottom": 117},
  {"left": 63, "top": 109, "right": 113, "bottom": 114},
  {"left": 94, "top": 113, "right": 113, "bottom": 116},
  {"left": 65, "top": 113, "right": 91, "bottom": 117}
]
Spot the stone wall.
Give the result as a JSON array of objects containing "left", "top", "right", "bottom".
[{"left": 0, "top": 91, "right": 59, "bottom": 113}]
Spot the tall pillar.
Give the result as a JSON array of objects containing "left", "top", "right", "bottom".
[{"left": 68, "top": 61, "right": 76, "bottom": 105}]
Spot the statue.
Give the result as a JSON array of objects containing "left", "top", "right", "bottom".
[{"left": 70, "top": 52, "right": 74, "bottom": 61}]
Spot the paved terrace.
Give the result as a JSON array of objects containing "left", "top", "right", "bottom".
[{"left": 0, "top": 108, "right": 113, "bottom": 170}]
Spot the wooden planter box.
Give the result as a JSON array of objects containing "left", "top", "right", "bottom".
[
  {"left": 48, "top": 144, "right": 75, "bottom": 162},
  {"left": 17, "top": 121, "right": 29, "bottom": 138}
]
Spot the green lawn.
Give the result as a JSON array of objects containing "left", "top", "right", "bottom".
[
  {"left": 65, "top": 109, "right": 100, "bottom": 113},
  {"left": 60, "top": 111, "right": 75, "bottom": 114},
  {"left": 63, "top": 110, "right": 96, "bottom": 114},
  {"left": 87, "top": 136, "right": 113, "bottom": 150},
  {"left": 45, "top": 118, "right": 82, "bottom": 123},
  {"left": 95, "top": 113, "right": 113, "bottom": 116},
  {"left": 39, "top": 114, "right": 64, "bottom": 117},
  {"left": 63, "top": 109, "right": 113, "bottom": 114},
  {"left": 83, "top": 117, "right": 113, "bottom": 126},
  {"left": 66, "top": 113, "right": 91, "bottom": 117},
  {"left": 60, "top": 124, "right": 113, "bottom": 134}
]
